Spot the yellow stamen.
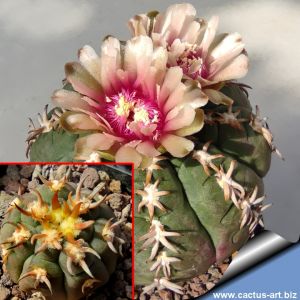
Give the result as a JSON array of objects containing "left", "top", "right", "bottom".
[
  {"left": 133, "top": 107, "right": 150, "bottom": 124},
  {"left": 59, "top": 217, "right": 81, "bottom": 237},
  {"left": 50, "top": 208, "right": 67, "bottom": 224},
  {"left": 115, "top": 95, "right": 134, "bottom": 117}
]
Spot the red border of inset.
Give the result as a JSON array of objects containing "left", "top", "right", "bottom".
[{"left": 0, "top": 161, "right": 135, "bottom": 300}]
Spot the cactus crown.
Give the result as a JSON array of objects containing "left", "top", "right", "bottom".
[{"left": 0, "top": 168, "right": 124, "bottom": 300}]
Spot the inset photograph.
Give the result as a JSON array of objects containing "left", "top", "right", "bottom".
[{"left": 0, "top": 163, "right": 132, "bottom": 300}]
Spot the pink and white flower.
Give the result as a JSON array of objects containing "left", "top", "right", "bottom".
[
  {"left": 128, "top": 3, "right": 249, "bottom": 105},
  {"left": 52, "top": 35, "right": 207, "bottom": 166}
]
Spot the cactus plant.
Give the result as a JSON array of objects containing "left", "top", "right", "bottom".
[
  {"left": 24, "top": 2, "right": 283, "bottom": 297},
  {"left": 0, "top": 170, "right": 124, "bottom": 300},
  {"left": 134, "top": 85, "right": 271, "bottom": 288}
]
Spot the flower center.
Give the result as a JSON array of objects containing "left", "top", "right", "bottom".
[
  {"left": 115, "top": 95, "right": 135, "bottom": 118},
  {"left": 176, "top": 46, "right": 209, "bottom": 80},
  {"left": 104, "top": 90, "right": 162, "bottom": 141}
]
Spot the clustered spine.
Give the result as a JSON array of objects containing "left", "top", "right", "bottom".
[
  {"left": 26, "top": 105, "right": 65, "bottom": 157},
  {"left": 136, "top": 98, "right": 276, "bottom": 295}
]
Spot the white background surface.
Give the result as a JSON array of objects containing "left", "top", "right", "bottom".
[{"left": 0, "top": 0, "right": 299, "bottom": 242}]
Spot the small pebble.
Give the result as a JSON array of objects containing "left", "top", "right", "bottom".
[
  {"left": 150, "top": 295, "right": 160, "bottom": 300},
  {"left": 115, "top": 271, "right": 124, "bottom": 280},
  {"left": 0, "top": 286, "right": 10, "bottom": 300},
  {"left": 198, "top": 274, "right": 209, "bottom": 282},
  {"left": 114, "top": 280, "right": 126, "bottom": 292},
  {"left": 28, "top": 179, "right": 39, "bottom": 190},
  {"left": 0, "top": 273, "right": 14, "bottom": 287},
  {"left": 174, "top": 294, "right": 181, "bottom": 300},
  {"left": 210, "top": 268, "right": 222, "bottom": 279},
  {"left": 158, "top": 290, "right": 173, "bottom": 300},
  {"left": 109, "top": 179, "right": 122, "bottom": 193},
  {"left": 108, "top": 193, "right": 124, "bottom": 210},
  {"left": 20, "top": 178, "right": 29, "bottom": 188},
  {"left": 125, "top": 286, "right": 132, "bottom": 299},
  {"left": 206, "top": 282, "right": 215, "bottom": 290},
  {"left": 0, "top": 176, "right": 11, "bottom": 186},
  {"left": 6, "top": 166, "right": 20, "bottom": 181},
  {"left": 219, "top": 263, "right": 229, "bottom": 274},
  {"left": 82, "top": 168, "right": 100, "bottom": 189},
  {"left": 174, "top": 294, "right": 180, "bottom": 300},
  {"left": 19, "top": 165, "right": 35, "bottom": 178},
  {"left": 114, "top": 211, "right": 122, "bottom": 219},
  {"left": 123, "top": 258, "right": 132, "bottom": 270},
  {"left": 5, "top": 181, "right": 24, "bottom": 194},
  {"left": 139, "top": 294, "right": 147, "bottom": 300},
  {"left": 121, "top": 204, "right": 132, "bottom": 219},
  {"left": 98, "top": 171, "right": 110, "bottom": 181}
]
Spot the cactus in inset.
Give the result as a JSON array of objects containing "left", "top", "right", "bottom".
[{"left": 0, "top": 173, "right": 123, "bottom": 300}]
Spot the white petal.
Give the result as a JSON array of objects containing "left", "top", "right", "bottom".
[
  {"left": 180, "top": 20, "right": 201, "bottom": 44},
  {"left": 210, "top": 54, "right": 249, "bottom": 82},
  {"left": 161, "top": 134, "right": 194, "bottom": 157},
  {"left": 124, "top": 36, "right": 154, "bottom": 83},
  {"left": 65, "top": 62, "right": 104, "bottom": 102},
  {"left": 141, "top": 67, "right": 159, "bottom": 100},
  {"left": 136, "top": 141, "right": 160, "bottom": 157},
  {"left": 60, "top": 112, "right": 103, "bottom": 132},
  {"left": 158, "top": 67, "right": 183, "bottom": 107},
  {"left": 115, "top": 145, "right": 142, "bottom": 167},
  {"left": 164, "top": 106, "right": 195, "bottom": 132},
  {"left": 182, "top": 83, "right": 208, "bottom": 108},
  {"left": 101, "top": 37, "right": 121, "bottom": 68},
  {"left": 199, "top": 16, "right": 219, "bottom": 59},
  {"left": 154, "top": 3, "right": 196, "bottom": 41},
  {"left": 75, "top": 133, "right": 115, "bottom": 160},
  {"left": 175, "top": 109, "right": 205, "bottom": 137},
  {"left": 211, "top": 43, "right": 245, "bottom": 72},
  {"left": 78, "top": 45, "right": 101, "bottom": 83},
  {"left": 128, "top": 14, "right": 150, "bottom": 36},
  {"left": 209, "top": 33, "right": 244, "bottom": 62},
  {"left": 52, "top": 89, "right": 93, "bottom": 113},
  {"left": 151, "top": 46, "right": 168, "bottom": 81},
  {"left": 163, "top": 82, "right": 186, "bottom": 114},
  {"left": 168, "top": 39, "right": 186, "bottom": 65},
  {"left": 100, "top": 37, "right": 122, "bottom": 93}
]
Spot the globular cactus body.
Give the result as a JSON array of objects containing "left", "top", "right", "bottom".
[
  {"left": 0, "top": 176, "right": 120, "bottom": 300},
  {"left": 134, "top": 84, "right": 272, "bottom": 286}
]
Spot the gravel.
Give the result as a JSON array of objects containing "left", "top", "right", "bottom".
[
  {"left": 134, "top": 258, "right": 232, "bottom": 299},
  {"left": 0, "top": 164, "right": 132, "bottom": 300}
]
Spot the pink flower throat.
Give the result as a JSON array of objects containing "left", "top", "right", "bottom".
[
  {"left": 177, "top": 49, "right": 209, "bottom": 80},
  {"left": 103, "top": 89, "right": 163, "bottom": 141}
]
